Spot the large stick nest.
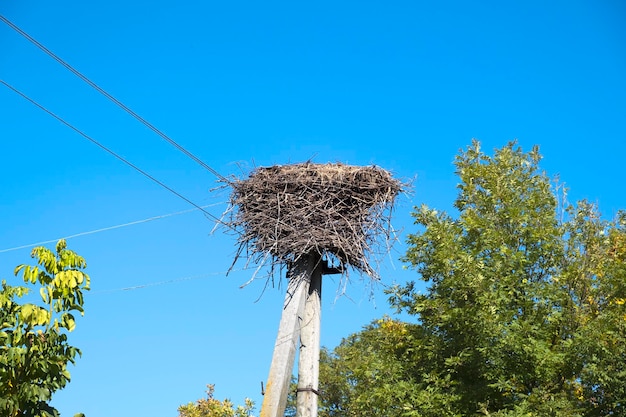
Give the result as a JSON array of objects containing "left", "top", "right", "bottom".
[{"left": 227, "top": 163, "right": 402, "bottom": 278}]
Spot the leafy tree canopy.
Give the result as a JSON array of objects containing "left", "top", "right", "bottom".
[
  {"left": 178, "top": 384, "right": 255, "bottom": 417},
  {"left": 0, "top": 239, "right": 89, "bottom": 417},
  {"left": 317, "top": 141, "right": 626, "bottom": 417}
]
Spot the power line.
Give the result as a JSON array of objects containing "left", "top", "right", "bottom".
[
  {"left": 89, "top": 268, "right": 251, "bottom": 295},
  {"left": 91, "top": 272, "right": 222, "bottom": 294},
  {"left": 0, "top": 79, "right": 228, "bottom": 226},
  {"left": 0, "top": 204, "right": 224, "bottom": 254},
  {"left": 0, "top": 13, "right": 228, "bottom": 183}
]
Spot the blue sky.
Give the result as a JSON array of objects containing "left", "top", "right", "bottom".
[{"left": 1, "top": 1, "right": 625, "bottom": 416}]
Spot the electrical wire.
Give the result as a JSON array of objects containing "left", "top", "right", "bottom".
[
  {"left": 90, "top": 272, "right": 222, "bottom": 294},
  {"left": 0, "top": 14, "right": 228, "bottom": 183},
  {"left": 0, "top": 79, "right": 228, "bottom": 226},
  {"left": 0, "top": 203, "right": 224, "bottom": 254},
  {"left": 89, "top": 268, "right": 251, "bottom": 294}
]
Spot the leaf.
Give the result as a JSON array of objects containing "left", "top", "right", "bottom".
[
  {"left": 20, "top": 303, "right": 34, "bottom": 322},
  {"left": 55, "top": 239, "right": 67, "bottom": 253},
  {"left": 34, "top": 307, "right": 50, "bottom": 326},
  {"left": 62, "top": 313, "right": 76, "bottom": 332},
  {"left": 40, "top": 286, "right": 49, "bottom": 304}
]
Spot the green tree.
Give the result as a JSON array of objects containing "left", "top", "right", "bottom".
[
  {"left": 318, "top": 141, "right": 625, "bottom": 416},
  {"left": 177, "top": 384, "right": 255, "bottom": 417},
  {"left": 562, "top": 204, "right": 626, "bottom": 416},
  {"left": 318, "top": 317, "right": 456, "bottom": 417},
  {"left": 0, "top": 239, "right": 89, "bottom": 417}
]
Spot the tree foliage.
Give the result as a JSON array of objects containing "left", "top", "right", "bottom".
[
  {"left": 0, "top": 239, "right": 89, "bottom": 417},
  {"left": 317, "top": 141, "right": 626, "bottom": 416},
  {"left": 318, "top": 317, "right": 452, "bottom": 417},
  {"left": 178, "top": 384, "right": 255, "bottom": 417}
]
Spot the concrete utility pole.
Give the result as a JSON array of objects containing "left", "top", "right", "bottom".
[
  {"left": 260, "top": 254, "right": 320, "bottom": 417},
  {"left": 296, "top": 260, "right": 322, "bottom": 417}
]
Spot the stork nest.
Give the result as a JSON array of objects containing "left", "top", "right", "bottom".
[{"left": 227, "top": 162, "right": 402, "bottom": 278}]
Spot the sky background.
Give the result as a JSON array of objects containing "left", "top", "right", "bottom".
[{"left": 1, "top": 1, "right": 625, "bottom": 416}]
